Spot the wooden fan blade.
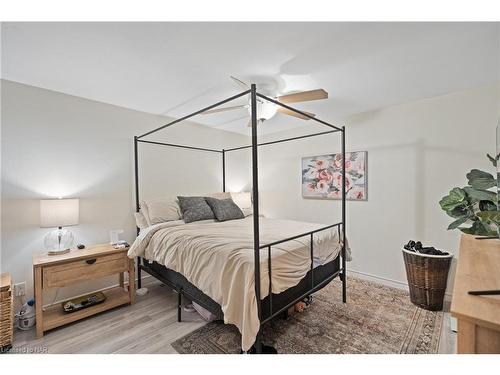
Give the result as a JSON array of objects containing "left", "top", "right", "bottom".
[
  {"left": 202, "top": 104, "right": 247, "bottom": 115},
  {"left": 277, "top": 89, "right": 328, "bottom": 104},
  {"left": 277, "top": 107, "right": 316, "bottom": 120},
  {"left": 230, "top": 76, "right": 250, "bottom": 89}
]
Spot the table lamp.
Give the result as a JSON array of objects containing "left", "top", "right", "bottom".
[{"left": 40, "top": 198, "right": 79, "bottom": 255}]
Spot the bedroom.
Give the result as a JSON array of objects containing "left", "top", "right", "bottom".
[{"left": 1, "top": 1, "right": 499, "bottom": 372}]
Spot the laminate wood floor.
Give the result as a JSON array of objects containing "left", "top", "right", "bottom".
[
  {"left": 11, "top": 278, "right": 456, "bottom": 354},
  {"left": 12, "top": 278, "right": 205, "bottom": 354}
]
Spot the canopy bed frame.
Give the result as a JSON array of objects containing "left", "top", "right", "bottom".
[{"left": 133, "top": 84, "right": 347, "bottom": 353}]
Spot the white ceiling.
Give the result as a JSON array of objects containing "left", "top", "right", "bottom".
[{"left": 2, "top": 22, "right": 499, "bottom": 135}]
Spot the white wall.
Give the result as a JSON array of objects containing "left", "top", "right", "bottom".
[
  {"left": 0, "top": 80, "right": 249, "bottom": 302},
  {"left": 256, "top": 84, "right": 499, "bottom": 291}
]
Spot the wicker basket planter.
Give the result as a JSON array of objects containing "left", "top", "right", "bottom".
[
  {"left": 402, "top": 248, "right": 452, "bottom": 311},
  {"left": 0, "top": 273, "right": 13, "bottom": 351}
]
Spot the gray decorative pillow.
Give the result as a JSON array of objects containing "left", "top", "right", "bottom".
[
  {"left": 177, "top": 196, "right": 215, "bottom": 223},
  {"left": 205, "top": 197, "right": 244, "bottom": 222}
]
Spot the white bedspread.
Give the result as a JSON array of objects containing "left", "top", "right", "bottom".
[{"left": 127, "top": 216, "right": 350, "bottom": 351}]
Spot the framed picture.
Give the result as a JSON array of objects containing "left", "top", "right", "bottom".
[{"left": 301, "top": 151, "right": 367, "bottom": 200}]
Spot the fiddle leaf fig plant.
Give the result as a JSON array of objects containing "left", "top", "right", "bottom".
[{"left": 439, "top": 154, "right": 499, "bottom": 237}]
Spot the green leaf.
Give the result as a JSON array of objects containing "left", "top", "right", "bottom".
[
  {"left": 477, "top": 210, "right": 500, "bottom": 224},
  {"left": 447, "top": 217, "right": 469, "bottom": 230},
  {"left": 487, "top": 153, "right": 500, "bottom": 167},
  {"left": 348, "top": 170, "right": 363, "bottom": 179},
  {"left": 460, "top": 221, "right": 497, "bottom": 236},
  {"left": 463, "top": 186, "right": 496, "bottom": 202},
  {"left": 466, "top": 169, "right": 496, "bottom": 189},
  {"left": 449, "top": 187, "right": 466, "bottom": 200},
  {"left": 446, "top": 204, "right": 473, "bottom": 219},
  {"left": 479, "top": 200, "right": 497, "bottom": 211},
  {"left": 439, "top": 187, "right": 467, "bottom": 211}
]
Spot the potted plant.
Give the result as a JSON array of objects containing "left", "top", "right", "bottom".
[
  {"left": 439, "top": 154, "right": 499, "bottom": 237},
  {"left": 402, "top": 154, "right": 500, "bottom": 311}
]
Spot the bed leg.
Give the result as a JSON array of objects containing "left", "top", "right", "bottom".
[
  {"left": 137, "top": 257, "right": 142, "bottom": 289},
  {"left": 254, "top": 330, "right": 262, "bottom": 354},
  {"left": 246, "top": 332, "right": 277, "bottom": 354},
  {"left": 177, "top": 289, "right": 182, "bottom": 322},
  {"left": 342, "top": 272, "right": 347, "bottom": 303},
  {"left": 282, "top": 309, "right": 288, "bottom": 320}
]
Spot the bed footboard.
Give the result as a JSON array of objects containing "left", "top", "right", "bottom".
[
  {"left": 257, "top": 222, "right": 346, "bottom": 325},
  {"left": 260, "top": 255, "right": 340, "bottom": 323}
]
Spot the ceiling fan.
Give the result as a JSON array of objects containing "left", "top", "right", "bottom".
[{"left": 202, "top": 76, "right": 328, "bottom": 127}]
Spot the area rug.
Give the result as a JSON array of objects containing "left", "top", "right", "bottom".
[{"left": 171, "top": 277, "right": 444, "bottom": 354}]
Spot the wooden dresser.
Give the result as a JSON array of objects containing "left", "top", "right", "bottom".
[
  {"left": 33, "top": 244, "right": 135, "bottom": 338},
  {"left": 451, "top": 234, "right": 500, "bottom": 353}
]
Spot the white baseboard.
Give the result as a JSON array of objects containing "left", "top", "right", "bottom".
[
  {"left": 347, "top": 268, "right": 453, "bottom": 298},
  {"left": 347, "top": 268, "right": 409, "bottom": 291}
]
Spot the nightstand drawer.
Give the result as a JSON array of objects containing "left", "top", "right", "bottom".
[{"left": 43, "top": 252, "right": 128, "bottom": 289}]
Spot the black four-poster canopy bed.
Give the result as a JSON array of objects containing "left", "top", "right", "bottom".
[{"left": 133, "top": 84, "right": 347, "bottom": 353}]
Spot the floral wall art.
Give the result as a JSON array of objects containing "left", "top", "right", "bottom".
[{"left": 301, "top": 151, "right": 367, "bottom": 200}]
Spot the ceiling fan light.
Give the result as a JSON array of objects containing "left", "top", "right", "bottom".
[{"left": 248, "top": 100, "right": 278, "bottom": 120}]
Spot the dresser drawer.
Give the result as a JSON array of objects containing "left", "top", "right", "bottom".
[{"left": 43, "top": 252, "right": 128, "bottom": 289}]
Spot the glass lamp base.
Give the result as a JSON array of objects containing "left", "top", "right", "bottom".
[{"left": 44, "top": 227, "right": 74, "bottom": 254}]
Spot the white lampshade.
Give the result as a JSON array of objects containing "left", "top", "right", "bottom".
[{"left": 40, "top": 199, "right": 79, "bottom": 228}]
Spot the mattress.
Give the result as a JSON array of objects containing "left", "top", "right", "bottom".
[{"left": 128, "top": 216, "right": 350, "bottom": 351}]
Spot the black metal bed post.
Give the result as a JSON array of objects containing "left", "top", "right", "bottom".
[
  {"left": 250, "top": 84, "right": 263, "bottom": 354},
  {"left": 341, "top": 126, "right": 347, "bottom": 303},
  {"left": 137, "top": 90, "right": 250, "bottom": 139},
  {"left": 134, "top": 136, "right": 142, "bottom": 290},
  {"left": 134, "top": 136, "right": 140, "bottom": 214},
  {"left": 222, "top": 149, "right": 226, "bottom": 192}
]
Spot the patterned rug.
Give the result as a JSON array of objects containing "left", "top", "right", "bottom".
[{"left": 172, "top": 277, "right": 444, "bottom": 354}]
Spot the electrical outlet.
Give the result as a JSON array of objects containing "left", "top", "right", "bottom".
[{"left": 14, "top": 282, "right": 26, "bottom": 297}]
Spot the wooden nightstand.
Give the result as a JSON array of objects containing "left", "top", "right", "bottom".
[{"left": 33, "top": 244, "right": 135, "bottom": 338}]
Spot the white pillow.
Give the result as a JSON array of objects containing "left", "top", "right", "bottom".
[
  {"left": 134, "top": 212, "right": 148, "bottom": 229},
  {"left": 140, "top": 199, "right": 181, "bottom": 225},
  {"left": 139, "top": 201, "right": 151, "bottom": 226},
  {"left": 209, "top": 192, "right": 232, "bottom": 200},
  {"left": 230, "top": 192, "right": 253, "bottom": 217}
]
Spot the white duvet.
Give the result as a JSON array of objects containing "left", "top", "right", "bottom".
[{"left": 127, "top": 216, "right": 350, "bottom": 351}]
